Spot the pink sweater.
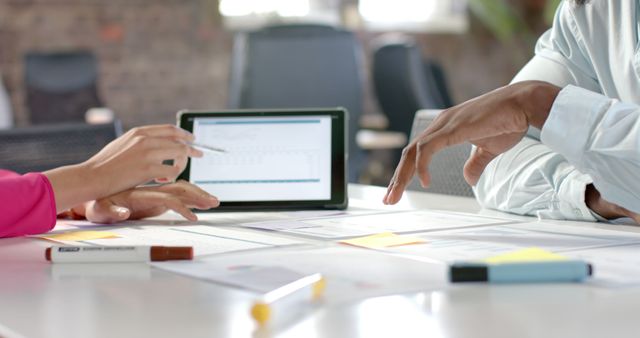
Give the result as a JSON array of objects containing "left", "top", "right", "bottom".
[{"left": 0, "top": 170, "right": 56, "bottom": 237}]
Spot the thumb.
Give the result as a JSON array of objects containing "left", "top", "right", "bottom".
[
  {"left": 108, "top": 205, "right": 131, "bottom": 221},
  {"left": 86, "top": 200, "right": 131, "bottom": 223},
  {"left": 463, "top": 147, "right": 497, "bottom": 186}
]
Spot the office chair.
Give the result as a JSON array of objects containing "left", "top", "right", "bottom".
[
  {"left": 25, "top": 51, "right": 103, "bottom": 125},
  {"left": 372, "top": 35, "right": 453, "bottom": 138},
  {"left": 228, "top": 24, "right": 366, "bottom": 182},
  {"left": 0, "top": 74, "right": 12, "bottom": 129},
  {"left": 0, "top": 121, "right": 122, "bottom": 174},
  {"left": 407, "top": 109, "right": 474, "bottom": 197}
]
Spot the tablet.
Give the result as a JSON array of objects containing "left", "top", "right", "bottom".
[{"left": 177, "top": 108, "right": 348, "bottom": 210}]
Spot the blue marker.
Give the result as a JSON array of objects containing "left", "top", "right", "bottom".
[{"left": 449, "top": 260, "right": 593, "bottom": 283}]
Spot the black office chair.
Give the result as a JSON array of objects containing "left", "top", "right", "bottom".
[
  {"left": 0, "top": 121, "right": 122, "bottom": 174},
  {"left": 372, "top": 35, "right": 453, "bottom": 138},
  {"left": 228, "top": 24, "right": 366, "bottom": 182},
  {"left": 25, "top": 51, "right": 103, "bottom": 125}
]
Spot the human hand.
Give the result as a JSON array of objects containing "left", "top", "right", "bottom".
[
  {"left": 383, "top": 81, "right": 561, "bottom": 205},
  {"left": 73, "top": 180, "right": 220, "bottom": 223},
  {"left": 585, "top": 184, "right": 640, "bottom": 223},
  {"left": 45, "top": 124, "right": 204, "bottom": 213},
  {"left": 85, "top": 124, "right": 202, "bottom": 193}
]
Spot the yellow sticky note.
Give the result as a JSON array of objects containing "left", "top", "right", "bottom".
[
  {"left": 340, "top": 232, "right": 425, "bottom": 249},
  {"left": 41, "top": 231, "right": 120, "bottom": 242},
  {"left": 483, "top": 247, "right": 567, "bottom": 264}
]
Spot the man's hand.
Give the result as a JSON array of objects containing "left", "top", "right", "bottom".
[
  {"left": 585, "top": 184, "right": 640, "bottom": 223},
  {"left": 72, "top": 180, "right": 219, "bottom": 223},
  {"left": 383, "top": 81, "right": 561, "bottom": 205}
]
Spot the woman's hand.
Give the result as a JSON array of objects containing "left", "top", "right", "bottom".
[
  {"left": 46, "top": 124, "right": 203, "bottom": 212},
  {"left": 72, "top": 180, "right": 219, "bottom": 223}
]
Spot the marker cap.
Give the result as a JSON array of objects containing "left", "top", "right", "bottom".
[{"left": 150, "top": 246, "right": 193, "bottom": 261}]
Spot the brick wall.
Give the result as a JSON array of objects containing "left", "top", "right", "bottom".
[
  {"left": 0, "top": 0, "right": 540, "bottom": 129},
  {"left": 0, "top": 0, "right": 230, "bottom": 128}
]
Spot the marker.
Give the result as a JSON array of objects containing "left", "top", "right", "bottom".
[
  {"left": 188, "top": 142, "right": 227, "bottom": 153},
  {"left": 449, "top": 260, "right": 593, "bottom": 283},
  {"left": 45, "top": 246, "right": 193, "bottom": 263},
  {"left": 251, "top": 273, "right": 325, "bottom": 327}
]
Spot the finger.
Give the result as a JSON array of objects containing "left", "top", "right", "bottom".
[
  {"left": 161, "top": 195, "right": 199, "bottom": 221},
  {"left": 144, "top": 139, "right": 202, "bottom": 161},
  {"left": 414, "top": 129, "right": 452, "bottom": 188},
  {"left": 85, "top": 200, "right": 131, "bottom": 224},
  {"left": 157, "top": 180, "right": 220, "bottom": 209},
  {"left": 130, "top": 124, "right": 195, "bottom": 142},
  {"left": 383, "top": 144, "right": 417, "bottom": 205},
  {"left": 463, "top": 147, "right": 498, "bottom": 186},
  {"left": 154, "top": 154, "right": 190, "bottom": 184}
]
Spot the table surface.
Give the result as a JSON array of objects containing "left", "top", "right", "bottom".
[{"left": 1, "top": 184, "right": 640, "bottom": 338}]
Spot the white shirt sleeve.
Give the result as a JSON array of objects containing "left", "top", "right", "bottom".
[
  {"left": 474, "top": 2, "right": 600, "bottom": 221},
  {"left": 541, "top": 85, "right": 640, "bottom": 214}
]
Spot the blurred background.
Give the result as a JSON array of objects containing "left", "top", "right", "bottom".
[{"left": 0, "top": 0, "right": 562, "bottom": 187}]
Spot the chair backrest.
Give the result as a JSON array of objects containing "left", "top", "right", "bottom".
[
  {"left": 0, "top": 74, "right": 12, "bottom": 129},
  {"left": 228, "top": 24, "right": 365, "bottom": 182},
  {"left": 372, "top": 35, "right": 453, "bottom": 137},
  {"left": 25, "top": 51, "right": 102, "bottom": 125},
  {"left": 407, "top": 109, "right": 474, "bottom": 197},
  {"left": 0, "top": 121, "right": 122, "bottom": 174}
]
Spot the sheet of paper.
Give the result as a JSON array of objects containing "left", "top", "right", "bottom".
[
  {"left": 386, "top": 222, "right": 640, "bottom": 265},
  {"left": 39, "top": 230, "right": 120, "bottom": 242},
  {"left": 483, "top": 247, "right": 568, "bottom": 264},
  {"left": 340, "top": 232, "right": 425, "bottom": 249},
  {"left": 155, "top": 246, "right": 447, "bottom": 303},
  {"left": 52, "top": 225, "right": 303, "bottom": 256},
  {"left": 281, "top": 210, "right": 512, "bottom": 239},
  {"left": 152, "top": 264, "right": 306, "bottom": 293},
  {"left": 241, "top": 220, "right": 320, "bottom": 231},
  {"left": 561, "top": 244, "right": 640, "bottom": 287}
]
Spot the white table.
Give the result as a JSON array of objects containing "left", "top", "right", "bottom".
[{"left": 1, "top": 184, "right": 639, "bottom": 338}]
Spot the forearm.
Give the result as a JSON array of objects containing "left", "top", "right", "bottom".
[
  {"left": 44, "top": 164, "right": 106, "bottom": 213},
  {"left": 540, "top": 85, "right": 640, "bottom": 214},
  {"left": 474, "top": 136, "right": 597, "bottom": 221}
]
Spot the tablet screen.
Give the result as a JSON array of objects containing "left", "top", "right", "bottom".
[{"left": 189, "top": 115, "right": 333, "bottom": 202}]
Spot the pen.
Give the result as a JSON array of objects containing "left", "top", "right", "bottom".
[
  {"left": 45, "top": 246, "right": 193, "bottom": 263},
  {"left": 188, "top": 142, "right": 227, "bottom": 153},
  {"left": 251, "top": 273, "right": 326, "bottom": 326},
  {"left": 449, "top": 260, "right": 593, "bottom": 283}
]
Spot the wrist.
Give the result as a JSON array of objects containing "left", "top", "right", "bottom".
[
  {"left": 44, "top": 163, "right": 104, "bottom": 213},
  {"left": 585, "top": 184, "right": 625, "bottom": 220},
  {"left": 518, "top": 81, "right": 561, "bottom": 130}
]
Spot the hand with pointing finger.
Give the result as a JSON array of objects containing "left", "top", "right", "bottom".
[{"left": 383, "top": 80, "right": 560, "bottom": 205}]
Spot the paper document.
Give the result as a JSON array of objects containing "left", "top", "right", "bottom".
[
  {"left": 340, "top": 232, "right": 425, "bottom": 249},
  {"left": 385, "top": 221, "right": 640, "bottom": 263},
  {"left": 279, "top": 210, "right": 511, "bottom": 239},
  {"left": 155, "top": 246, "right": 447, "bottom": 303},
  {"left": 45, "top": 225, "right": 304, "bottom": 256}
]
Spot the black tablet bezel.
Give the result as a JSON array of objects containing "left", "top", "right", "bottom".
[{"left": 177, "top": 108, "right": 348, "bottom": 211}]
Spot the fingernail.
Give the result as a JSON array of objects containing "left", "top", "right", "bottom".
[{"left": 116, "top": 207, "right": 129, "bottom": 217}]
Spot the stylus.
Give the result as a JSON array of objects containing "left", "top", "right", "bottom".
[{"left": 188, "top": 142, "right": 227, "bottom": 153}]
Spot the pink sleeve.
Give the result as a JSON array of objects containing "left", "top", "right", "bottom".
[{"left": 0, "top": 170, "right": 57, "bottom": 238}]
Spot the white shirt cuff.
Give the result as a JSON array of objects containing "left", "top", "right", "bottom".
[{"left": 540, "top": 85, "right": 611, "bottom": 166}]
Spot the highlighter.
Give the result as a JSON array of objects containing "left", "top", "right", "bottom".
[
  {"left": 449, "top": 260, "right": 593, "bottom": 283},
  {"left": 251, "top": 273, "right": 326, "bottom": 327}
]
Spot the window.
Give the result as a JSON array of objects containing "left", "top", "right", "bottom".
[
  {"left": 219, "top": 0, "right": 340, "bottom": 30},
  {"left": 358, "top": 0, "right": 468, "bottom": 33}
]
